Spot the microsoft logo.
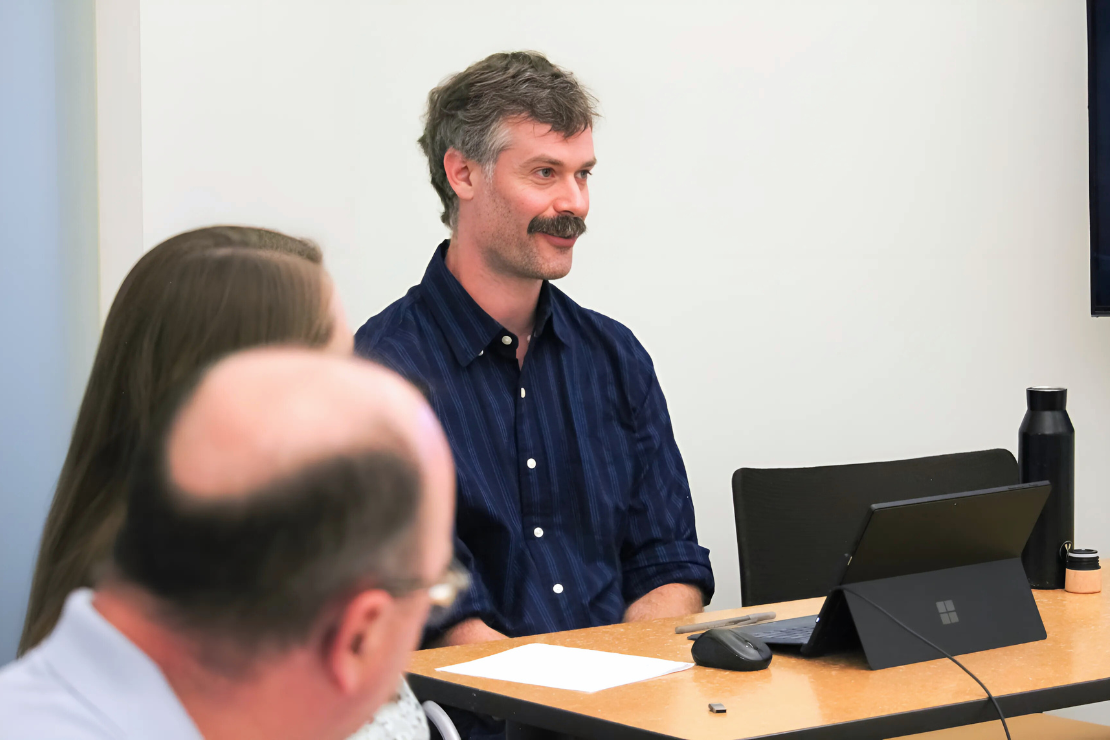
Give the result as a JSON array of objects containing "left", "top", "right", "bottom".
[{"left": 936, "top": 600, "right": 959, "bottom": 625}]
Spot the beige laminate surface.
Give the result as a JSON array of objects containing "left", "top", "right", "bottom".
[{"left": 408, "top": 589, "right": 1110, "bottom": 739}]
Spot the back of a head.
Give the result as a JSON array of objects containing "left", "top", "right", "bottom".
[
  {"left": 20, "top": 226, "right": 336, "bottom": 655},
  {"left": 111, "top": 348, "right": 430, "bottom": 666},
  {"left": 419, "top": 51, "right": 598, "bottom": 227}
]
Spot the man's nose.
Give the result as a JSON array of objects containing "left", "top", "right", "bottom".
[{"left": 552, "top": 176, "right": 588, "bottom": 217}]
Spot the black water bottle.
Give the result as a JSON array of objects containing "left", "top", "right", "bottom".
[{"left": 1019, "top": 387, "right": 1075, "bottom": 589}]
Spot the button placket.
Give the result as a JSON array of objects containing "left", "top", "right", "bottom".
[{"left": 517, "top": 348, "right": 555, "bottom": 598}]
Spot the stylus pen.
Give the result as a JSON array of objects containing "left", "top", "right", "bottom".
[{"left": 674, "top": 611, "right": 777, "bottom": 635}]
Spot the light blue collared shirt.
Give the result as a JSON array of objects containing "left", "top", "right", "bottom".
[{"left": 0, "top": 589, "right": 203, "bottom": 740}]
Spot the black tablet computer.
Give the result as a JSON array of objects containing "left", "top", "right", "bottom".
[{"left": 743, "top": 481, "right": 1050, "bottom": 668}]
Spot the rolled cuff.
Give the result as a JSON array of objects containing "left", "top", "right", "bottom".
[
  {"left": 621, "top": 540, "right": 715, "bottom": 607},
  {"left": 421, "top": 573, "right": 500, "bottom": 647}
]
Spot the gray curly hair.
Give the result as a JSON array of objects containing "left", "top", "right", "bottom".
[{"left": 419, "top": 51, "right": 598, "bottom": 229}]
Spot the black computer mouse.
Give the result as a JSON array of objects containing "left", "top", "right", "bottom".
[{"left": 691, "top": 628, "right": 773, "bottom": 671}]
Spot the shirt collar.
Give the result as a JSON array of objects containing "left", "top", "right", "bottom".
[
  {"left": 533, "top": 278, "right": 560, "bottom": 343},
  {"left": 38, "top": 589, "right": 203, "bottom": 740},
  {"left": 420, "top": 240, "right": 565, "bottom": 367}
]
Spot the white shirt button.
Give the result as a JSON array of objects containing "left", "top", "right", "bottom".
[
  {"left": 534, "top": 527, "right": 544, "bottom": 538},
  {"left": 520, "top": 388, "right": 526, "bottom": 398},
  {"left": 553, "top": 584, "right": 564, "bottom": 594},
  {"left": 501, "top": 335, "right": 512, "bottom": 345},
  {"left": 527, "top": 458, "right": 537, "bottom": 469},
  {"left": 478, "top": 350, "right": 484, "bottom": 356}
]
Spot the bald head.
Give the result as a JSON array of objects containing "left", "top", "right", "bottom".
[
  {"left": 167, "top": 348, "right": 443, "bottom": 500},
  {"left": 111, "top": 347, "right": 455, "bottom": 655}
]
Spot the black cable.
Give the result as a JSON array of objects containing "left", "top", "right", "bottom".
[{"left": 839, "top": 586, "right": 1012, "bottom": 740}]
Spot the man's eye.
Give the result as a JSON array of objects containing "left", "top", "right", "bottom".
[
  {"left": 578, "top": 170, "right": 592, "bottom": 180},
  {"left": 537, "top": 168, "right": 554, "bottom": 178}
]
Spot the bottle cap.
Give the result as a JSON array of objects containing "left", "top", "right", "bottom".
[
  {"left": 1027, "top": 387, "right": 1067, "bottom": 411},
  {"left": 1067, "top": 548, "right": 1100, "bottom": 571}
]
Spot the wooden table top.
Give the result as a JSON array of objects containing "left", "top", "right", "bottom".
[{"left": 408, "top": 588, "right": 1110, "bottom": 740}]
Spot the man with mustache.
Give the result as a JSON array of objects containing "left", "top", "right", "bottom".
[{"left": 356, "top": 53, "right": 713, "bottom": 735}]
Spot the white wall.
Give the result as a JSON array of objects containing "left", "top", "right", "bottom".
[
  {"left": 96, "top": 0, "right": 144, "bottom": 321},
  {"left": 128, "top": 0, "right": 1108, "bottom": 717}
]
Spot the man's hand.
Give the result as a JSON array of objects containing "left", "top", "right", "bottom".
[
  {"left": 430, "top": 618, "right": 508, "bottom": 647},
  {"left": 622, "top": 583, "right": 704, "bottom": 623}
]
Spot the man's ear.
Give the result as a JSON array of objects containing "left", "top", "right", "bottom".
[
  {"left": 443, "top": 148, "right": 477, "bottom": 204},
  {"left": 325, "top": 589, "right": 394, "bottom": 694}
]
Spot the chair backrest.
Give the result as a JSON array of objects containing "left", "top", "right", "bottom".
[{"left": 732, "top": 448, "right": 1018, "bottom": 607}]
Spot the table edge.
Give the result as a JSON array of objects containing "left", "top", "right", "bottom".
[
  {"left": 407, "top": 672, "right": 1110, "bottom": 740},
  {"left": 407, "top": 673, "right": 683, "bottom": 740}
]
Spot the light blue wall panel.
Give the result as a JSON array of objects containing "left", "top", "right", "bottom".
[{"left": 0, "top": 0, "right": 98, "bottom": 664}]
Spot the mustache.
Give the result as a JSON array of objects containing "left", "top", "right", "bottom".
[{"left": 527, "top": 214, "right": 587, "bottom": 240}]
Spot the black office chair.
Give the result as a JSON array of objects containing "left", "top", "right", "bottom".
[{"left": 732, "top": 448, "right": 1019, "bottom": 607}]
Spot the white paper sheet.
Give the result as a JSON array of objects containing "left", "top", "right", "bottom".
[{"left": 436, "top": 642, "right": 693, "bottom": 693}]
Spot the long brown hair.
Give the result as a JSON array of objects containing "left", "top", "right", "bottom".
[{"left": 19, "top": 226, "right": 336, "bottom": 654}]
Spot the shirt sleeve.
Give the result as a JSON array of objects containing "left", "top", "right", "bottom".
[
  {"left": 620, "top": 368, "right": 715, "bottom": 607},
  {"left": 421, "top": 531, "right": 503, "bottom": 646}
]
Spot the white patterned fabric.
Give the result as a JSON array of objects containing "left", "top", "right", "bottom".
[{"left": 346, "top": 678, "right": 430, "bottom": 740}]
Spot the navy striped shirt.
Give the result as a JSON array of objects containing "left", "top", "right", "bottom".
[{"left": 355, "top": 242, "right": 713, "bottom": 639}]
